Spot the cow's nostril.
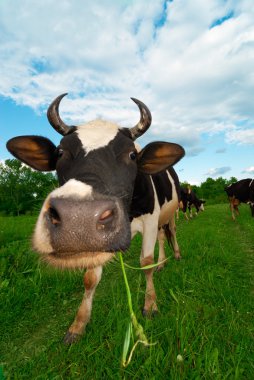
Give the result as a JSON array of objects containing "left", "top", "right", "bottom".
[
  {"left": 98, "top": 209, "right": 114, "bottom": 223},
  {"left": 99, "top": 209, "right": 113, "bottom": 221},
  {"left": 47, "top": 207, "right": 61, "bottom": 226},
  {"left": 96, "top": 209, "right": 115, "bottom": 231}
]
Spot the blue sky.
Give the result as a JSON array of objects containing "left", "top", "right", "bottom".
[{"left": 0, "top": 0, "right": 253, "bottom": 184}]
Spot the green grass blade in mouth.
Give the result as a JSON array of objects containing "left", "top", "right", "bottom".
[{"left": 118, "top": 252, "right": 156, "bottom": 367}]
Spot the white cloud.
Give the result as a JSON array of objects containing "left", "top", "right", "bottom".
[
  {"left": 226, "top": 128, "right": 254, "bottom": 145},
  {"left": 0, "top": 0, "right": 254, "bottom": 152},
  {"left": 205, "top": 166, "right": 231, "bottom": 177},
  {"left": 242, "top": 166, "right": 254, "bottom": 174}
]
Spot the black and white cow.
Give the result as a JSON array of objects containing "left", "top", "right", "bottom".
[
  {"left": 177, "top": 186, "right": 205, "bottom": 220},
  {"left": 7, "top": 93, "right": 185, "bottom": 344},
  {"left": 225, "top": 179, "right": 254, "bottom": 220}
]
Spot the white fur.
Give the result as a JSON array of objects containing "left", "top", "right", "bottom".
[
  {"left": 32, "top": 199, "right": 53, "bottom": 254},
  {"left": 131, "top": 176, "right": 160, "bottom": 259},
  {"left": 158, "top": 171, "right": 179, "bottom": 227},
  {"left": 199, "top": 203, "right": 205, "bottom": 211},
  {"left": 45, "top": 251, "right": 115, "bottom": 269},
  {"left": 77, "top": 120, "right": 119, "bottom": 155},
  {"left": 50, "top": 179, "right": 93, "bottom": 199}
]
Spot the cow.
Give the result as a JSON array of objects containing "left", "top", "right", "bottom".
[
  {"left": 225, "top": 179, "right": 254, "bottom": 220},
  {"left": 6, "top": 93, "right": 185, "bottom": 344},
  {"left": 176, "top": 186, "right": 205, "bottom": 220}
]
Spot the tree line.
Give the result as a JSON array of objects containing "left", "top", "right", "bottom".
[
  {"left": 0, "top": 159, "right": 57, "bottom": 216},
  {"left": 181, "top": 176, "right": 237, "bottom": 205},
  {"left": 0, "top": 159, "right": 237, "bottom": 216}
]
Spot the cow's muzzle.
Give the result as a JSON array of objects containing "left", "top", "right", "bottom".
[
  {"left": 33, "top": 195, "right": 131, "bottom": 266},
  {"left": 45, "top": 197, "right": 130, "bottom": 253}
]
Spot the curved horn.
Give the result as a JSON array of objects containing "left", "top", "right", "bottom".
[
  {"left": 47, "top": 93, "right": 71, "bottom": 136},
  {"left": 129, "top": 98, "right": 152, "bottom": 140}
]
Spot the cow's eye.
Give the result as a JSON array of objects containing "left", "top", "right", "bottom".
[{"left": 129, "top": 151, "right": 137, "bottom": 160}]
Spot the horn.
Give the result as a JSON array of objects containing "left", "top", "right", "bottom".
[
  {"left": 47, "top": 93, "right": 71, "bottom": 136},
  {"left": 129, "top": 98, "right": 152, "bottom": 140}
]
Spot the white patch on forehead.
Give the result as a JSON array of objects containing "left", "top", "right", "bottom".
[
  {"left": 76, "top": 119, "right": 119, "bottom": 154},
  {"left": 51, "top": 179, "right": 93, "bottom": 199}
]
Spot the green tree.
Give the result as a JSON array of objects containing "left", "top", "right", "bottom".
[{"left": 0, "top": 159, "right": 57, "bottom": 215}]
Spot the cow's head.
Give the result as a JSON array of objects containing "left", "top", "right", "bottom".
[
  {"left": 7, "top": 94, "right": 185, "bottom": 269},
  {"left": 198, "top": 199, "right": 206, "bottom": 212}
]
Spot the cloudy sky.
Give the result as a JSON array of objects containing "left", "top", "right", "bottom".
[{"left": 0, "top": 0, "right": 253, "bottom": 184}]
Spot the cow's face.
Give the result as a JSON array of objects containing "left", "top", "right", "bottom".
[
  {"left": 7, "top": 94, "right": 185, "bottom": 269},
  {"left": 198, "top": 200, "right": 206, "bottom": 212}
]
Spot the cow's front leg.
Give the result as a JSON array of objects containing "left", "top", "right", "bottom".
[
  {"left": 230, "top": 201, "right": 236, "bottom": 220},
  {"left": 140, "top": 224, "right": 158, "bottom": 317},
  {"left": 64, "top": 265, "right": 103, "bottom": 344}
]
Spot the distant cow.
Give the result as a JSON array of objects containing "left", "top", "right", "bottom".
[
  {"left": 225, "top": 179, "right": 254, "bottom": 220},
  {"left": 177, "top": 186, "right": 205, "bottom": 220},
  {"left": 7, "top": 94, "right": 185, "bottom": 344}
]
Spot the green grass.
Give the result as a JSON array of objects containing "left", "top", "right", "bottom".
[{"left": 0, "top": 204, "right": 253, "bottom": 379}]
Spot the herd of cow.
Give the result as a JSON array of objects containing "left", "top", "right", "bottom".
[{"left": 6, "top": 95, "right": 254, "bottom": 344}]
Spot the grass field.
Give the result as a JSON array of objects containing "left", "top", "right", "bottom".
[{"left": 0, "top": 204, "right": 253, "bottom": 379}]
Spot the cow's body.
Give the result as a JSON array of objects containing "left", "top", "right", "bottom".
[
  {"left": 225, "top": 179, "right": 254, "bottom": 220},
  {"left": 7, "top": 94, "right": 185, "bottom": 344},
  {"left": 177, "top": 186, "right": 205, "bottom": 220},
  {"left": 131, "top": 167, "right": 181, "bottom": 274}
]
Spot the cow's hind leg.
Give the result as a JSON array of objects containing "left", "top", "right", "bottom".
[
  {"left": 229, "top": 197, "right": 240, "bottom": 220},
  {"left": 234, "top": 205, "right": 240, "bottom": 216},
  {"left": 157, "top": 227, "right": 167, "bottom": 271},
  {"left": 164, "top": 218, "right": 181, "bottom": 260},
  {"left": 176, "top": 208, "right": 180, "bottom": 221},
  {"left": 64, "top": 266, "right": 102, "bottom": 344}
]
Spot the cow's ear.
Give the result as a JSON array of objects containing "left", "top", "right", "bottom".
[
  {"left": 137, "top": 142, "right": 185, "bottom": 174},
  {"left": 6, "top": 136, "right": 57, "bottom": 171}
]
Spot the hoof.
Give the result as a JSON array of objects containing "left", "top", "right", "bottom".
[
  {"left": 142, "top": 309, "right": 159, "bottom": 318},
  {"left": 155, "top": 265, "right": 164, "bottom": 272},
  {"left": 63, "top": 331, "right": 81, "bottom": 345},
  {"left": 174, "top": 253, "right": 182, "bottom": 261}
]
